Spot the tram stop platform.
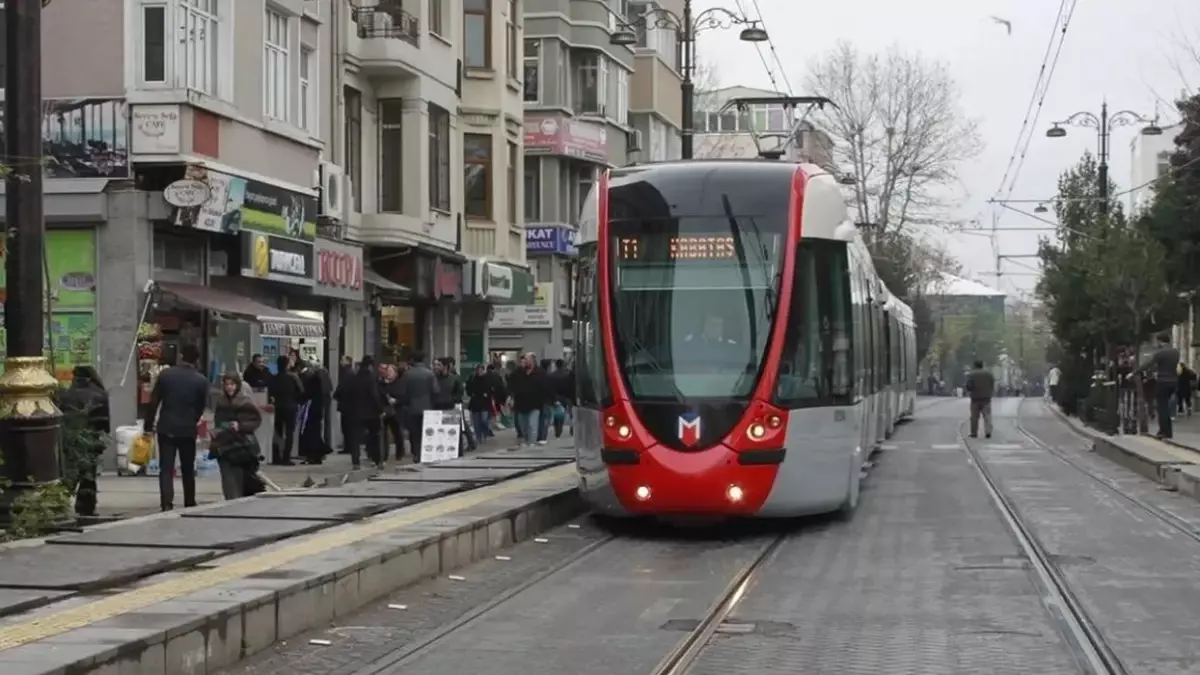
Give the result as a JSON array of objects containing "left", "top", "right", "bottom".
[
  {"left": 1047, "top": 403, "right": 1200, "bottom": 500},
  {"left": 0, "top": 440, "right": 581, "bottom": 675}
]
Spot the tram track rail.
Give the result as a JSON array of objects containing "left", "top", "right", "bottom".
[
  {"left": 347, "top": 527, "right": 788, "bottom": 675},
  {"left": 959, "top": 417, "right": 1127, "bottom": 675},
  {"left": 1012, "top": 397, "right": 1200, "bottom": 546}
]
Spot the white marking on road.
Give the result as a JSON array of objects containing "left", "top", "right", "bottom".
[
  {"left": 932, "top": 444, "right": 962, "bottom": 450},
  {"left": 987, "top": 444, "right": 1025, "bottom": 450},
  {"left": 880, "top": 444, "right": 899, "bottom": 451},
  {"left": 387, "top": 604, "right": 407, "bottom": 610}
]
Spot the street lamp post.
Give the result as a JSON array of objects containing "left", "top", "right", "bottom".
[
  {"left": 610, "top": 1, "right": 768, "bottom": 160},
  {"left": 1046, "top": 103, "right": 1162, "bottom": 216},
  {"left": 0, "top": 0, "right": 62, "bottom": 524}
]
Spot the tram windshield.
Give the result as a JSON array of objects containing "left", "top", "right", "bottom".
[{"left": 609, "top": 213, "right": 783, "bottom": 400}]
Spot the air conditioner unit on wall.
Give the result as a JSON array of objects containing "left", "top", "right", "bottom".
[
  {"left": 320, "top": 162, "right": 344, "bottom": 221},
  {"left": 627, "top": 129, "right": 643, "bottom": 151}
]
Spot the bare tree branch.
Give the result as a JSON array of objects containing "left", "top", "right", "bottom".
[{"left": 804, "top": 41, "right": 982, "bottom": 236}]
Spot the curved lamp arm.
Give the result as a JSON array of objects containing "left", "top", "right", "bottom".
[
  {"left": 1107, "top": 110, "right": 1156, "bottom": 130},
  {"left": 627, "top": 5, "right": 760, "bottom": 36},
  {"left": 1054, "top": 111, "right": 1102, "bottom": 130}
]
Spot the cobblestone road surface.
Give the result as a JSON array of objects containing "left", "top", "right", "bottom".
[
  {"left": 972, "top": 398, "right": 1200, "bottom": 674},
  {"left": 223, "top": 398, "right": 1108, "bottom": 675}
]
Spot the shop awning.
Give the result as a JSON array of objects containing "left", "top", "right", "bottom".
[
  {"left": 364, "top": 270, "right": 410, "bottom": 294},
  {"left": 155, "top": 281, "right": 325, "bottom": 339}
]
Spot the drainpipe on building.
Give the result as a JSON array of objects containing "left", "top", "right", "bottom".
[{"left": 331, "top": 0, "right": 345, "bottom": 168}]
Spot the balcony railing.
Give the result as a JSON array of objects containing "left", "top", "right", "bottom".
[{"left": 352, "top": 3, "right": 420, "bottom": 46}]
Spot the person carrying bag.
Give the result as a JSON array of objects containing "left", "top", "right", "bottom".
[{"left": 210, "top": 373, "right": 265, "bottom": 499}]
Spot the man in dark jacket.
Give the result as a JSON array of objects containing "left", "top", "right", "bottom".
[
  {"left": 336, "top": 355, "right": 355, "bottom": 453},
  {"left": 468, "top": 364, "right": 496, "bottom": 442},
  {"left": 396, "top": 353, "right": 439, "bottom": 462},
  {"left": 508, "top": 352, "right": 551, "bottom": 449},
  {"left": 241, "top": 354, "right": 270, "bottom": 390},
  {"left": 334, "top": 356, "right": 384, "bottom": 469},
  {"left": 58, "top": 366, "right": 110, "bottom": 517},
  {"left": 964, "top": 360, "right": 996, "bottom": 439},
  {"left": 267, "top": 355, "right": 303, "bottom": 465},
  {"left": 1137, "top": 332, "right": 1180, "bottom": 439},
  {"left": 549, "top": 359, "right": 575, "bottom": 438},
  {"left": 144, "top": 344, "right": 209, "bottom": 511}
]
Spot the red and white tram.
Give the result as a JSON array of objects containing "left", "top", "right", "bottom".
[{"left": 572, "top": 160, "right": 917, "bottom": 519}]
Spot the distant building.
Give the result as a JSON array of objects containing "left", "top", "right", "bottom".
[
  {"left": 693, "top": 86, "right": 835, "bottom": 165},
  {"left": 924, "top": 274, "right": 1007, "bottom": 317},
  {"left": 1128, "top": 122, "right": 1185, "bottom": 216}
]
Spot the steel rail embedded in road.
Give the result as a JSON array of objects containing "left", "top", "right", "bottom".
[
  {"left": 1013, "top": 397, "right": 1200, "bottom": 545},
  {"left": 647, "top": 536, "right": 786, "bottom": 675},
  {"left": 959, "top": 421, "right": 1126, "bottom": 675}
]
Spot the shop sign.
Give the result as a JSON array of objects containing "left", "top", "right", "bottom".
[
  {"left": 130, "top": 104, "right": 182, "bottom": 154},
  {"left": 0, "top": 311, "right": 97, "bottom": 382},
  {"left": 260, "top": 321, "right": 326, "bottom": 339},
  {"left": 162, "top": 179, "right": 210, "bottom": 207},
  {"left": 241, "top": 232, "right": 315, "bottom": 286},
  {"left": 312, "top": 238, "right": 364, "bottom": 300},
  {"left": 0, "top": 229, "right": 97, "bottom": 310},
  {"left": 431, "top": 257, "right": 463, "bottom": 301},
  {"left": 173, "top": 165, "right": 318, "bottom": 241},
  {"left": 475, "top": 261, "right": 514, "bottom": 301},
  {"left": 524, "top": 115, "right": 608, "bottom": 163},
  {"left": 489, "top": 282, "right": 554, "bottom": 329},
  {"left": 526, "top": 225, "right": 577, "bottom": 255},
  {"left": 0, "top": 98, "right": 129, "bottom": 179}
]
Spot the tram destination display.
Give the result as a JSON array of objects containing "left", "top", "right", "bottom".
[{"left": 617, "top": 235, "right": 737, "bottom": 261}]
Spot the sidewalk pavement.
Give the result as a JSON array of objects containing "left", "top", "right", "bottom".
[{"left": 93, "top": 426, "right": 557, "bottom": 518}]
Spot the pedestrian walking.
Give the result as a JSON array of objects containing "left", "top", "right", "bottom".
[
  {"left": 57, "top": 366, "right": 110, "bottom": 516},
  {"left": 396, "top": 352, "right": 439, "bottom": 463},
  {"left": 507, "top": 353, "right": 552, "bottom": 449},
  {"left": 964, "top": 360, "right": 995, "bottom": 439},
  {"left": 334, "top": 356, "right": 385, "bottom": 469},
  {"left": 1178, "top": 363, "right": 1195, "bottom": 416},
  {"left": 209, "top": 373, "right": 264, "bottom": 500},
  {"left": 267, "top": 355, "right": 302, "bottom": 466},
  {"left": 144, "top": 344, "right": 209, "bottom": 511},
  {"left": 1136, "top": 332, "right": 1180, "bottom": 439}
]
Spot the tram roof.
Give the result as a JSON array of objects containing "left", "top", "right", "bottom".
[{"left": 608, "top": 160, "right": 852, "bottom": 241}]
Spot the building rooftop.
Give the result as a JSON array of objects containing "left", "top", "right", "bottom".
[{"left": 927, "top": 273, "right": 1006, "bottom": 298}]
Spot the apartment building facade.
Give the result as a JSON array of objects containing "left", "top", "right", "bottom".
[
  {"left": 509, "top": 0, "right": 636, "bottom": 361},
  {"left": 5, "top": 0, "right": 346, "bottom": 438},
  {"left": 625, "top": 0, "right": 683, "bottom": 162}
]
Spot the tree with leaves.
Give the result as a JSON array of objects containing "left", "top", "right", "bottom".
[
  {"left": 1142, "top": 91, "right": 1200, "bottom": 293},
  {"left": 1038, "top": 152, "right": 1184, "bottom": 410}
]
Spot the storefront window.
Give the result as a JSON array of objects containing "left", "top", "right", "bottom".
[{"left": 380, "top": 305, "right": 419, "bottom": 363}]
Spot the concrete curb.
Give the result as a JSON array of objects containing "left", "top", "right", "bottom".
[
  {"left": 1043, "top": 400, "right": 1200, "bottom": 495},
  {"left": 0, "top": 474, "right": 583, "bottom": 675}
]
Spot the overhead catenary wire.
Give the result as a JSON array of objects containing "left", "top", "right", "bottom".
[
  {"left": 732, "top": 0, "right": 789, "bottom": 96},
  {"left": 991, "top": 0, "right": 1077, "bottom": 203}
]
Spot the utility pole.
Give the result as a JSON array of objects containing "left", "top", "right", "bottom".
[{"left": 0, "top": 0, "right": 61, "bottom": 522}]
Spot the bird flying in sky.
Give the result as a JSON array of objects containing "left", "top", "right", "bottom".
[{"left": 990, "top": 16, "right": 1013, "bottom": 35}]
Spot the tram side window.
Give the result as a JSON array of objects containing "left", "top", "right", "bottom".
[
  {"left": 573, "top": 247, "right": 609, "bottom": 407},
  {"left": 774, "top": 240, "right": 852, "bottom": 408}
]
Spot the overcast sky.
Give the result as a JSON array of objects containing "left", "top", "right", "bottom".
[{"left": 693, "top": 0, "right": 1199, "bottom": 298}]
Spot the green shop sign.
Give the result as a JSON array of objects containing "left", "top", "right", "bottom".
[
  {"left": 173, "top": 166, "right": 318, "bottom": 241},
  {"left": 0, "top": 229, "right": 97, "bottom": 310},
  {"left": 0, "top": 312, "right": 97, "bottom": 381}
]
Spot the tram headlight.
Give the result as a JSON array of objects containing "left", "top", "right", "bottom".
[
  {"left": 635, "top": 485, "right": 651, "bottom": 501},
  {"left": 748, "top": 423, "right": 766, "bottom": 440},
  {"left": 617, "top": 425, "right": 631, "bottom": 439},
  {"left": 727, "top": 485, "right": 744, "bottom": 502},
  {"left": 605, "top": 415, "right": 617, "bottom": 428},
  {"left": 766, "top": 414, "right": 783, "bottom": 429}
]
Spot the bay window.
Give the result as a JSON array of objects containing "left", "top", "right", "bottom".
[
  {"left": 524, "top": 157, "right": 541, "bottom": 222},
  {"left": 177, "top": 0, "right": 220, "bottom": 95},
  {"left": 428, "top": 104, "right": 451, "bottom": 212},
  {"left": 464, "top": 0, "right": 491, "bottom": 68},
  {"left": 379, "top": 99, "right": 404, "bottom": 213},
  {"left": 506, "top": 0, "right": 518, "bottom": 80},
  {"left": 574, "top": 51, "right": 606, "bottom": 115},
  {"left": 263, "top": 9, "right": 289, "bottom": 122},
  {"left": 464, "top": 134, "right": 493, "bottom": 220},
  {"left": 507, "top": 141, "right": 519, "bottom": 224},
  {"left": 140, "top": 4, "right": 166, "bottom": 84},
  {"left": 616, "top": 70, "right": 629, "bottom": 125},
  {"left": 523, "top": 39, "right": 540, "bottom": 103},
  {"left": 299, "top": 47, "right": 315, "bottom": 133},
  {"left": 344, "top": 86, "right": 363, "bottom": 209}
]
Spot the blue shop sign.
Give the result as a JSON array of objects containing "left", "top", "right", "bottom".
[{"left": 525, "top": 225, "right": 577, "bottom": 255}]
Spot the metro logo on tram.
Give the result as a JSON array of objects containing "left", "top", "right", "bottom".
[{"left": 678, "top": 413, "right": 702, "bottom": 447}]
